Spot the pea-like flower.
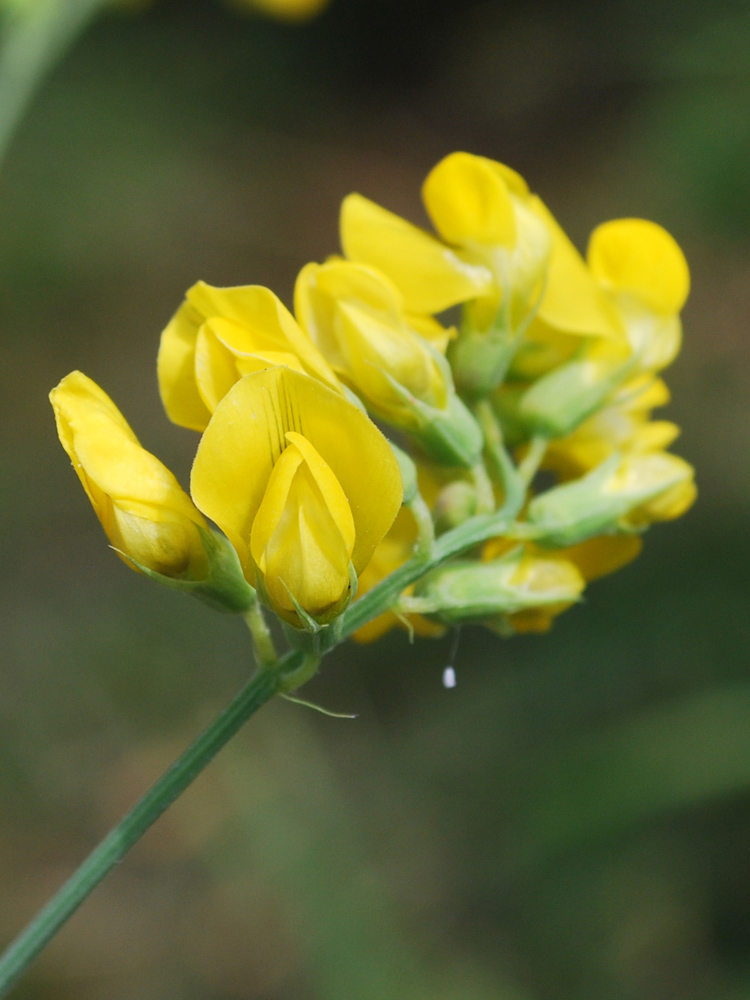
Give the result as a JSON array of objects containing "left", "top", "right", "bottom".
[
  {"left": 158, "top": 281, "right": 342, "bottom": 431},
  {"left": 294, "top": 258, "right": 482, "bottom": 466},
  {"left": 51, "top": 371, "right": 209, "bottom": 578},
  {"left": 340, "top": 152, "right": 625, "bottom": 396},
  {"left": 524, "top": 449, "right": 696, "bottom": 548},
  {"left": 403, "top": 547, "right": 585, "bottom": 629},
  {"left": 190, "top": 366, "right": 403, "bottom": 626}
]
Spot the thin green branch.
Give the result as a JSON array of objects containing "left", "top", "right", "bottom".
[
  {"left": 0, "top": 651, "right": 302, "bottom": 999},
  {"left": 518, "top": 434, "right": 549, "bottom": 485},
  {"left": 242, "top": 594, "right": 278, "bottom": 668}
]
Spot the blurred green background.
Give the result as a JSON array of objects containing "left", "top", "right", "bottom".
[{"left": 1, "top": 0, "right": 749, "bottom": 997}]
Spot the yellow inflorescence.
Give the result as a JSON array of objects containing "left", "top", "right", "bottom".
[{"left": 52, "top": 151, "right": 696, "bottom": 641}]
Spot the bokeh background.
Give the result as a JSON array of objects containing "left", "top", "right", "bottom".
[{"left": 1, "top": 0, "right": 749, "bottom": 997}]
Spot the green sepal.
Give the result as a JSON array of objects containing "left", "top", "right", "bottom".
[
  {"left": 447, "top": 323, "right": 522, "bottom": 400},
  {"left": 406, "top": 547, "right": 582, "bottom": 625},
  {"left": 521, "top": 451, "right": 684, "bottom": 548},
  {"left": 389, "top": 441, "right": 418, "bottom": 504},
  {"left": 517, "top": 353, "right": 635, "bottom": 438},
  {"left": 114, "top": 527, "right": 255, "bottom": 614},
  {"left": 377, "top": 368, "right": 483, "bottom": 467}
]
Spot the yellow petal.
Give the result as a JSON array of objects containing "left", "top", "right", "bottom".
[
  {"left": 284, "top": 431, "right": 356, "bottom": 554},
  {"left": 528, "top": 195, "right": 622, "bottom": 338},
  {"left": 51, "top": 371, "right": 208, "bottom": 576},
  {"left": 186, "top": 281, "right": 342, "bottom": 393},
  {"left": 191, "top": 367, "right": 402, "bottom": 575},
  {"left": 296, "top": 259, "right": 448, "bottom": 416},
  {"left": 194, "top": 324, "right": 242, "bottom": 414},
  {"left": 250, "top": 433, "right": 355, "bottom": 617},
  {"left": 336, "top": 300, "right": 445, "bottom": 411},
  {"left": 157, "top": 301, "right": 212, "bottom": 431},
  {"left": 587, "top": 218, "right": 690, "bottom": 314},
  {"left": 632, "top": 420, "right": 680, "bottom": 453},
  {"left": 194, "top": 317, "right": 308, "bottom": 413},
  {"left": 295, "top": 259, "right": 404, "bottom": 371},
  {"left": 340, "top": 193, "right": 493, "bottom": 313},
  {"left": 557, "top": 534, "right": 643, "bottom": 582},
  {"left": 422, "top": 151, "right": 517, "bottom": 247}
]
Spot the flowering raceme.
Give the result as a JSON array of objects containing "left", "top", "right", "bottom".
[{"left": 52, "top": 149, "right": 695, "bottom": 656}]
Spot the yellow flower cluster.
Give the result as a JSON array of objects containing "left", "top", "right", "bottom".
[{"left": 51, "top": 151, "right": 695, "bottom": 647}]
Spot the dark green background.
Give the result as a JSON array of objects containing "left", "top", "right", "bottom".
[{"left": 1, "top": 1, "right": 749, "bottom": 996}]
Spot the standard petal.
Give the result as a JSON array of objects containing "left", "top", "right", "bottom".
[
  {"left": 186, "top": 281, "right": 342, "bottom": 392},
  {"left": 587, "top": 218, "right": 690, "bottom": 315},
  {"left": 191, "top": 367, "right": 402, "bottom": 573},
  {"left": 340, "top": 193, "right": 493, "bottom": 313},
  {"left": 422, "top": 152, "right": 517, "bottom": 247}
]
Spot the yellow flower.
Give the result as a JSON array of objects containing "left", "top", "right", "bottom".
[
  {"left": 526, "top": 449, "right": 696, "bottom": 547},
  {"left": 157, "top": 281, "right": 341, "bottom": 432},
  {"left": 587, "top": 218, "right": 689, "bottom": 376},
  {"left": 50, "top": 371, "right": 209, "bottom": 579},
  {"left": 295, "top": 258, "right": 482, "bottom": 466},
  {"left": 409, "top": 546, "right": 585, "bottom": 627},
  {"left": 295, "top": 259, "right": 450, "bottom": 422},
  {"left": 190, "top": 366, "right": 402, "bottom": 626}
]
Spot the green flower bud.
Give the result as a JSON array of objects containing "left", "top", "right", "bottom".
[
  {"left": 518, "top": 352, "right": 633, "bottom": 438},
  {"left": 523, "top": 451, "right": 695, "bottom": 548},
  {"left": 403, "top": 547, "right": 584, "bottom": 626},
  {"left": 433, "top": 480, "right": 478, "bottom": 534}
]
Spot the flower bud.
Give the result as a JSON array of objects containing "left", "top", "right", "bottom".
[
  {"left": 158, "top": 281, "right": 341, "bottom": 432},
  {"left": 295, "top": 259, "right": 483, "bottom": 466},
  {"left": 50, "top": 371, "right": 254, "bottom": 612},
  {"left": 524, "top": 450, "right": 696, "bottom": 547},
  {"left": 408, "top": 547, "right": 584, "bottom": 626},
  {"left": 516, "top": 340, "right": 633, "bottom": 439},
  {"left": 433, "top": 480, "right": 478, "bottom": 534}
]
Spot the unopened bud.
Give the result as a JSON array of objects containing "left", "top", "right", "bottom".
[
  {"left": 404, "top": 547, "right": 584, "bottom": 626},
  {"left": 433, "top": 481, "right": 478, "bottom": 534},
  {"left": 524, "top": 451, "right": 696, "bottom": 547}
]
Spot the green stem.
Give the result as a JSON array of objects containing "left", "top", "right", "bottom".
[
  {"left": 331, "top": 505, "right": 519, "bottom": 649},
  {"left": 470, "top": 461, "right": 495, "bottom": 515},
  {"left": 0, "top": 0, "right": 111, "bottom": 167},
  {"left": 518, "top": 434, "right": 548, "bottom": 485},
  {"left": 0, "top": 650, "right": 302, "bottom": 999},
  {"left": 407, "top": 491, "right": 435, "bottom": 562},
  {"left": 242, "top": 595, "right": 278, "bottom": 668}
]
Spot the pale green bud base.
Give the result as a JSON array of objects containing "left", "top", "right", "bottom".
[
  {"left": 378, "top": 370, "right": 484, "bottom": 468},
  {"left": 116, "top": 528, "right": 256, "bottom": 615},
  {"left": 448, "top": 326, "right": 522, "bottom": 400}
]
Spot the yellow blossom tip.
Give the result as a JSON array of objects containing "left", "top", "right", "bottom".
[{"left": 587, "top": 218, "right": 690, "bottom": 315}]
